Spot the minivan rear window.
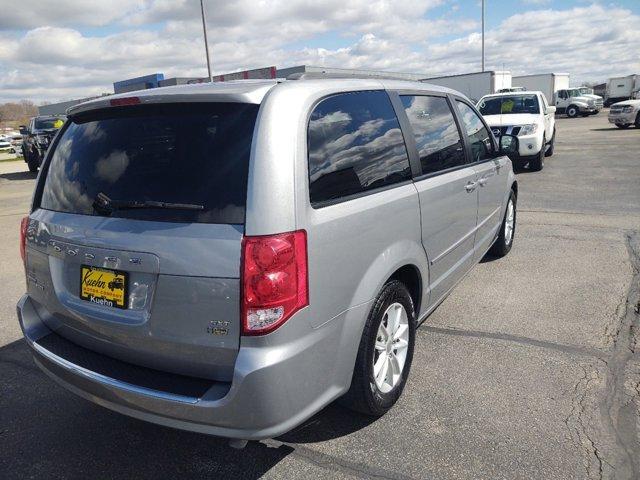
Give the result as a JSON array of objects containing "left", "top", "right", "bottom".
[{"left": 40, "top": 103, "right": 259, "bottom": 224}]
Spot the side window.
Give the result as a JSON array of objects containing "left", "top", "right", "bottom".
[
  {"left": 400, "top": 95, "right": 466, "bottom": 175},
  {"left": 308, "top": 91, "right": 411, "bottom": 205},
  {"left": 455, "top": 101, "right": 493, "bottom": 162}
]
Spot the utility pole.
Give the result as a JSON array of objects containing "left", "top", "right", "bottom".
[
  {"left": 481, "top": 0, "right": 485, "bottom": 72},
  {"left": 200, "top": 0, "right": 213, "bottom": 82}
]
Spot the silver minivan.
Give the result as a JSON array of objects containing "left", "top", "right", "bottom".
[{"left": 17, "top": 77, "right": 518, "bottom": 442}]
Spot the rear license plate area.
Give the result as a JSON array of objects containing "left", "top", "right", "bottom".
[{"left": 80, "top": 265, "right": 128, "bottom": 309}]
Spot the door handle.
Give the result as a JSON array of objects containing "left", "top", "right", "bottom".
[
  {"left": 478, "top": 177, "right": 488, "bottom": 187},
  {"left": 465, "top": 181, "right": 477, "bottom": 192}
]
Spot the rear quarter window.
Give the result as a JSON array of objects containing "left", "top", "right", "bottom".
[
  {"left": 39, "top": 103, "right": 259, "bottom": 224},
  {"left": 307, "top": 90, "right": 411, "bottom": 205}
]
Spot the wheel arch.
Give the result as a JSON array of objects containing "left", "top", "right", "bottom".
[{"left": 387, "top": 264, "right": 423, "bottom": 316}]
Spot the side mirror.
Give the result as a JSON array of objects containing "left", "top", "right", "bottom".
[
  {"left": 19, "top": 126, "right": 28, "bottom": 135},
  {"left": 546, "top": 106, "right": 556, "bottom": 114},
  {"left": 499, "top": 135, "right": 518, "bottom": 155}
]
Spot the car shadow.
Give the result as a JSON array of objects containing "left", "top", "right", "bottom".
[
  {"left": 0, "top": 339, "right": 375, "bottom": 479},
  {"left": 590, "top": 127, "right": 637, "bottom": 131},
  {"left": 512, "top": 165, "right": 536, "bottom": 175},
  {"left": 0, "top": 171, "right": 38, "bottom": 181}
]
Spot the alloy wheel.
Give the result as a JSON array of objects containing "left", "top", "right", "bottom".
[
  {"left": 504, "top": 198, "right": 515, "bottom": 245},
  {"left": 373, "top": 302, "right": 410, "bottom": 393}
]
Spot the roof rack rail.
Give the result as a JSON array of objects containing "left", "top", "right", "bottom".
[{"left": 286, "top": 71, "right": 422, "bottom": 82}]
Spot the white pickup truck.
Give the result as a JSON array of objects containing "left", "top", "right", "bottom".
[{"left": 477, "top": 91, "right": 556, "bottom": 171}]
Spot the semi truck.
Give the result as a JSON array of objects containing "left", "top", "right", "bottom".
[
  {"left": 512, "top": 73, "right": 570, "bottom": 105},
  {"left": 512, "top": 73, "right": 603, "bottom": 116},
  {"left": 419, "top": 71, "right": 511, "bottom": 103},
  {"left": 605, "top": 75, "right": 640, "bottom": 106}
]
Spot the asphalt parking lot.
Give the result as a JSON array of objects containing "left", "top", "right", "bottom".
[{"left": 1, "top": 112, "right": 638, "bottom": 479}]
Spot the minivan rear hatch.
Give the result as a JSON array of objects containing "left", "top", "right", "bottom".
[{"left": 26, "top": 102, "right": 259, "bottom": 381}]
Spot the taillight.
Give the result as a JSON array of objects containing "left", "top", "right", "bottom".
[
  {"left": 110, "top": 97, "right": 140, "bottom": 106},
  {"left": 20, "top": 216, "right": 29, "bottom": 263},
  {"left": 241, "top": 230, "right": 308, "bottom": 335}
]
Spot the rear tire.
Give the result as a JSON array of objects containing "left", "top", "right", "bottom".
[
  {"left": 340, "top": 280, "right": 416, "bottom": 416},
  {"left": 566, "top": 105, "right": 579, "bottom": 118},
  {"left": 488, "top": 190, "right": 516, "bottom": 258},
  {"left": 635, "top": 113, "right": 640, "bottom": 128}
]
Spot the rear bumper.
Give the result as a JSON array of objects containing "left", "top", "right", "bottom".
[{"left": 18, "top": 294, "right": 363, "bottom": 439}]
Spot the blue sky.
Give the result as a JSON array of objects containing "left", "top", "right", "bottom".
[{"left": 0, "top": 0, "right": 638, "bottom": 102}]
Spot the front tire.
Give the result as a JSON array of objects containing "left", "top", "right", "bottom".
[
  {"left": 635, "top": 113, "right": 640, "bottom": 128},
  {"left": 616, "top": 124, "right": 630, "bottom": 129},
  {"left": 489, "top": 190, "right": 517, "bottom": 258},
  {"left": 545, "top": 130, "right": 555, "bottom": 157},
  {"left": 341, "top": 280, "right": 416, "bottom": 416},
  {"left": 24, "top": 147, "right": 38, "bottom": 172},
  {"left": 566, "top": 105, "right": 579, "bottom": 118},
  {"left": 529, "top": 136, "right": 545, "bottom": 171}
]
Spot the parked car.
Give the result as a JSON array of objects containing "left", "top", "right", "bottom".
[
  {"left": 608, "top": 99, "right": 640, "bottom": 129},
  {"left": 477, "top": 91, "right": 556, "bottom": 171},
  {"left": 17, "top": 78, "right": 518, "bottom": 443},
  {"left": 0, "top": 137, "right": 14, "bottom": 153},
  {"left": 19, "top": 115, "right": 66, "bottom": 172}
]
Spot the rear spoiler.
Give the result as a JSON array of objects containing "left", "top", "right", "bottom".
[{"left": 66, "top": 81, "right": 278, "bottom": 117}]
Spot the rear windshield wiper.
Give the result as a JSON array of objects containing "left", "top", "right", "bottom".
[{"left": 93, "top": 192, "right": 204, "bottom": 215}]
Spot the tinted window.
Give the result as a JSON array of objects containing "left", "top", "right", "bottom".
[
  {"left": 308, "top": 90, "right": 411, "bottom": 204},
  {"left": 455, "top": 101, "right": 493, "bottom": 162},
  {"left": 400, "top": 95, "right": 466, "bottom": 175},
  {"left": 40, "top": 103, "right": 258, "bottom": 224},
  {"left": 477, "top": 95, "right": 540, "bottom": 115},
  {"left": 35, "top": 117, "right": 66, "bottom": 130}
]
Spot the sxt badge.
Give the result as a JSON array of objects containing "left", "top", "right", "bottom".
[{"left": 207, "top": 320, "right": 229, "bottom": 336}]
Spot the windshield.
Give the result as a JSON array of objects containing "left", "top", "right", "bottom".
[
  {"left": 567, "top": 89, "right": 582, "bottom": 98},
  {"left": 579, "top": 87, "right": 593, "bottom": 95},
  {"left": 477, "top": 95, "right": 540, "bottom": 115},
  {"left": 40, "top": 103, "right": 259, "bottom": 224},
  {"left": 34, "top": 117, "right": 66, "bottom": 130}
]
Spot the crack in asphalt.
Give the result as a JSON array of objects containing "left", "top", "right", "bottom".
[
  {"left": 590, "top": 231, "right": 640, "bottom": 480},
  {"left": 419, "top": 325, "right": 607, "bottom": 360},
  {"left": 563, "top": 363, "right": 610, "bottom": 479},
  {"left": 518, "top": 209, "right": 640, "bottom": 219},
  {"left": 420, "top": 230, "right": 640, "bottom": 480}
]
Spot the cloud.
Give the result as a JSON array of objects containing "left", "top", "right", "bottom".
[
  {"left": 0, "top": 0, "right": 144, "bottom": 29},
  {"left": 0, "top": 2, "right": 638, "bottom": 103}
]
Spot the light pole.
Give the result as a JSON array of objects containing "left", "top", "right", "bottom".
[
  {"left": 481, "top": 0, "right": 485, "bottom": 72},
  {"left": 200, "top": 0, "right": 213, "bottom": 82}
]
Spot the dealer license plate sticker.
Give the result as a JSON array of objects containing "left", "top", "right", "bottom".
[{"left": 80, "top": 265, "right": 128, "bottom": 309}]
